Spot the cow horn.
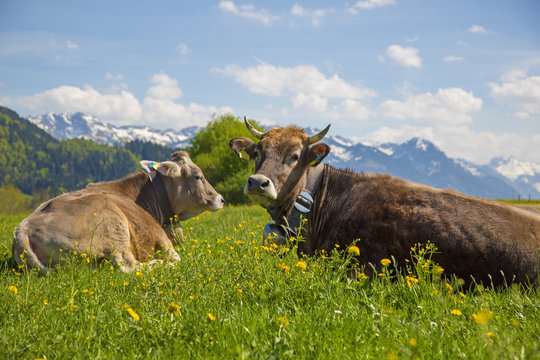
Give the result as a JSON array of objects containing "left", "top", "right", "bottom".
[
  {"left": 244, "top": 116, "right": 265, "bottom": 140},
  {"left": 308, "top": 124, "right": 331, "bottom": 144}
]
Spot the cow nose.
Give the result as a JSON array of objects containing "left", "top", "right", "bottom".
[{"left": 245, "top": 174, "right": 278, "bottom": 200}]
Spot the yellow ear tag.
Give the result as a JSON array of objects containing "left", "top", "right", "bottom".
[
  {"left": 150, "top": 161, "right": 161, "bottom": 170},
  {"left": 310, "top": 152, "right": 324, "bottom": 166},
  {"left": 239, "top": 149, "right": 250, "bottom": 160}
]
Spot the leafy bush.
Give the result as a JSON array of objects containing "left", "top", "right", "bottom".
[
  {"left": 188, "top": 114, "right": 263, "bottom": 204},
  {"left": 0, "top": 185, "right": 32, "bottom": 215}
]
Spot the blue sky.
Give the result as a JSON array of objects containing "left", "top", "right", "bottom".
[{"left": 1, "top": 0, "right": 539, "bottom": 164}]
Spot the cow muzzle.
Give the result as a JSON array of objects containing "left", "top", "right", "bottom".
[
  {"left": 244, "top": 174, "right": 277, "bottom": 204},
  {"left": 210, "top": 194, "right": 225, "bottom": 211}
]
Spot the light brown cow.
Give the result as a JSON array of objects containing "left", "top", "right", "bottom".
[
  {"left": 230, "top": 118, "right": 540, "bottom": 287},
  {"left": 12, "top": 151, "right": 224, "bottom": 273}
]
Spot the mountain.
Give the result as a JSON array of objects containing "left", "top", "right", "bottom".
[
  {"left": 28, "top": 112, "right": 199, "bottom": 149},
  {"left": 27, "top": 112, "right": 540, "bottom": 199}
]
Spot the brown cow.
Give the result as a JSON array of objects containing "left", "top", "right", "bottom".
[
  {"left": 12, "top": 151, "right": 224, "bottom": 273},
  {"left": 230, "top": 118, "right": 540, "bottom": 286}
]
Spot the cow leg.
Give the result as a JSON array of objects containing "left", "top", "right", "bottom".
[
  {"left": 112, "top": 252, "right": 140, "bottom": 272},
  {"left": 164, "top": 223, "right": 185, "bottom": 245}
]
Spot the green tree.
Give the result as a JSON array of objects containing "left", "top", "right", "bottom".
[
  {"left": 188, "top": 114, "right": 262, "bottom": 204},
  {"left": 0, "top": 185, "right": 33, "bottom": 215}
]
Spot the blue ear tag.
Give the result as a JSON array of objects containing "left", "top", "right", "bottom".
[
  {"left": 149, "top": 162, "right": 160, "bottom": 171},
  {"left": 310, "top": 152, "right": 323, "bottom": 166}
]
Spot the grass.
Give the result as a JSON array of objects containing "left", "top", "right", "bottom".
[{"left": 1, "top": 206, "right": 539, "bottom": 359}]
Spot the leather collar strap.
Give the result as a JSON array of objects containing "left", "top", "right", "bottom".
[
  {"left": 148, "top": 171, "right": 175, "bottom": 226},
  {"left": 283, "top": 164, "right": 324, "bottom": 236}
]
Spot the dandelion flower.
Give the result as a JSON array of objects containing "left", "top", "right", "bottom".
[
  {"left": 387, "top": 352, "right": 399, "bottom": 360},
  {"left": 207, "top": 312, "right": 216, "bottom": 321},
  {"left": 486, "top": 331, "right": 496, "bottom": 338},
  {"left": 451, "top": 309, "right": 462, "bottom": 316},
  {"left": 358, "top": 272, "right": 368, "bottom": 281},
  {"left": 295, "top": 261, "right": 307, "bottom": 271},
  {"left": 472, "top": 309, "right": 493, "bottom": 324},
  {"left": 7, "top": 286, "right": 18, "bottom": 295},
  {"left": 348, "top": 245, "right": 360, "bottom": 256},
  {"left": 127, "top": 308, "right": 140, "bottom": 321},
  {"left": 380, "top": 258, "right": 391, "bottom": 267},
  {"left": 168, "top": 302, "right": 180, "bottom": 315},
  {"left": 276, "top": 316, "right": 289, "bottom": 328},
  {"left": 408, "top": 338, "right": 417, "bottom": 347},
  {"left": 434, "top": 265, "right": 444, "bottom": 274}
]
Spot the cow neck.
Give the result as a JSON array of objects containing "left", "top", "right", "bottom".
[
  {"left": 135, "top": 172, "right": 175, "bottom": 226},
  {"left": 278, "top": 163, "right": 325, "bottom": 236}
]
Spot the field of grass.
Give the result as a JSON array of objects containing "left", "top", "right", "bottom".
[{"left": 1, "top": 206, "right": 539, "bottom": 359}]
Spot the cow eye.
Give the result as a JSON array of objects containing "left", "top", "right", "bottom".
[
  {"left": 291, "top": 154, "right": 299, "bottom": 161},
  {"left": 194, "top": 174, "right": 203, "bottom": 181}
]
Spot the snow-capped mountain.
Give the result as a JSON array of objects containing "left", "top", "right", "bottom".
[
  {"left": 28, "top": 112, "right": 199, "bottom": 149},
  {"left": 27, "top": 113, "right": 540, "bottom": 199}
]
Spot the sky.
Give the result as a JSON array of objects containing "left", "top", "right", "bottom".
[{"left": 1, "top": 0, "right": 539, "bottom": 164}]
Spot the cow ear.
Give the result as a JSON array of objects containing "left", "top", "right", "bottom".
[
  {"left": 308, "top": 143, "right": 330, "bottom": 167},
  {"left": 140, "top": 160, "right": 161, "bottom": 174},
  {"left": 156, "top": 161, "right": 183, "bottom": 178},
  {"left": 229, "top": 137, "right": 256, "bottom": 160}
]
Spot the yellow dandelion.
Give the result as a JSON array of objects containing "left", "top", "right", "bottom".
[
  {"left": 348, "top": 245, "right": 360, "bottom": 256},
  {"left": 207, "top": 312, "right": 216, "bottom": 321},
  {"left": 127, "top": 308, "right": 140, "bottom": 321},
  {"left": 276, "top": 316, "right": 289, "bottom": 328},
  {"left": 408, "top": 338, "right": 417, "bottom": 347},
  {"left": 472, "top": 309, "right": 493, "bottom": 324},
  {"left": 189, "top": 295, "right": 195, "bottom": 300},
  {"left": 486, "top": 331, "right": 496, "bottom": 338},
  {"left": 450, "top": 309, "right": 463, "bottom": 316},
  {"left": 434, "top": 265, "right": 444, "bottom": 274},
  {"left": 387, "top": 352, "right": 399, "bottom": 360},
  {"left": 70, "top": 304, "right": 78, "bottom": 310},
  {"left": 136, "top": 271, "right": 143, "bottom": 277},
  {"left": 295, "top": 261, "right": 307, "bottom": 271},
  {"left": 43, "top": 299, "right": 48, "bottom": 305},
  {"left": 278, "top": 263, "right": 290, "bottom": 274},
  {"left": 380, "top": 258, "right": 391, "bottom": 267},
  {"left": 8, "top": 286, "right": 18, "bottom": 295},
  {"left": 358, "top": 272, "right": 368, "bottom": 281},
  {"left": 168, "top": 302, "right": 180, "bottom": 315}
]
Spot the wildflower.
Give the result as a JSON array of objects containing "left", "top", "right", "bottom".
[
  {"left": 450, "top": 309, "right": 462, "bottom": 316},
  {"left": 387, "top": 352, "right": 399, "bottom": 360},
  {"left": 276, "top": 316, "right": 289, "bottom": 328},
  {"left": 189, "top": 295, "right": 195, "bottom": 300},
  {"left": 486, "top": 332, "right": 496, "bottom": 338},
  {"left": 168, "top": 302, "right": 180, "bottom": 315},
  {"left": 136, "top": 271, "right": 143, "bottom": 278},
  {"left": 348, "top": 245, "right": 360, "bottom": 256},
  {"left": 236, "top": 289, "right": 243, "bottom": 295},
  {"left": 358, "top": 272, "right": 368, "bottom": 281},
  {"left": 408, "top": 338, "right": 417, "bottom": 347},
  {"left": 43, "top": 299, "right": 48, "bottom": 306},
  {"left": 207, "top": 312, "right": 216, "bottom": 321},
  {"left": 70, "top": 304, "right": 78, "bottom": 310},
  {"left": 7, "top": 286, "right": 18, "bottom": 295},
  {"left": 295, "top": 261, "right": 307, "bottom": 271},
  {"left": 434, "top": 265, "right": 444, "bottom": 274},
  {"left": 380, "top": 258, "right": 391, "bottom": 267},
  {"left": 123, "top": 281, "right": 129, "bottom": 286},
  {"left": 278, "top": 263, "right": 290, "bottom": 274},
  {"left": 472, "top": 310, "right": 493, "bottom": 324},
  {"left": 127, "top": 308, "right": 140, "bottom": 321}
]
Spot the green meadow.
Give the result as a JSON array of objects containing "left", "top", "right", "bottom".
[{"left": 1, "top": 206, "right": 539, "bottom": 359}]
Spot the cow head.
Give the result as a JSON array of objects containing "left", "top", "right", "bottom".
[
  {"left": 229, "top": 117, "right": 330, "bottom": 220},
  {"left": 141, "top": 151, "right": 224, "bottom": 221}
]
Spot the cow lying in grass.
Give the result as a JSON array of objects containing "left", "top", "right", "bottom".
[
  {"left": 230, "top": 118, "right": 540, "bottom": 287},
  {"left": 12, "top": 151, "right": 224, "bottom": 273}
]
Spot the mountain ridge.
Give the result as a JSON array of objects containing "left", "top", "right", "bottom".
[{"left": 27, "top": 112, "right": 540, "bottom": 199}]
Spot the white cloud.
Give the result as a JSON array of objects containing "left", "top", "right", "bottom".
[
  {"left": 66, "top": 40, "right": 79, "bottom": 50},
  {"left": 2, "top": 73, "right": 232, "bottom": 129},
  {"left": 468, "top": 25, "right": 488, "bottom": 34},
  {"left": 176, "top": 43, "right": 190, "bottom": 55},
  {"left": 490, "top": 70, "right": 540, "bottom": 113},
  {"left": 443, "top": 55, "right": 465, "bottom": 62},
  {"left": 347, "top": 0, "right": 396, "bottom": 14},
  {"left": 146, "top": 73, "right": 183, "bottom": 101},
  {"left": 218, "top": 1, "right": 278, "bottom": 26},
  {"left": 105, "top": 72, "right": 124, "bottom": 81},
  {"left": 386, "top": 45, "right": 422, "bottom": 68},
  {"left": 2, "top": 85, "right": 143, "bottom": 121},
  {"left": 514, "top": 111, "right": 530, "bottom": 119},
  {"left": 330, "top": 99, "right": 371, "bottom": 121},
  {"left": 290, "top": 4, "right": 333, "bottom": 26},
  {"left": 379, "top": 88, "right": 482, "bottom": 124},
  {"left": 213, "top": 63, "right": 376, "bottom": 99},
  {"left": 292, "top": 92, "right": 328, "bottom": 112},
  {"left": 361, "top": 125, "right": 540, "bottom": 164}
]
